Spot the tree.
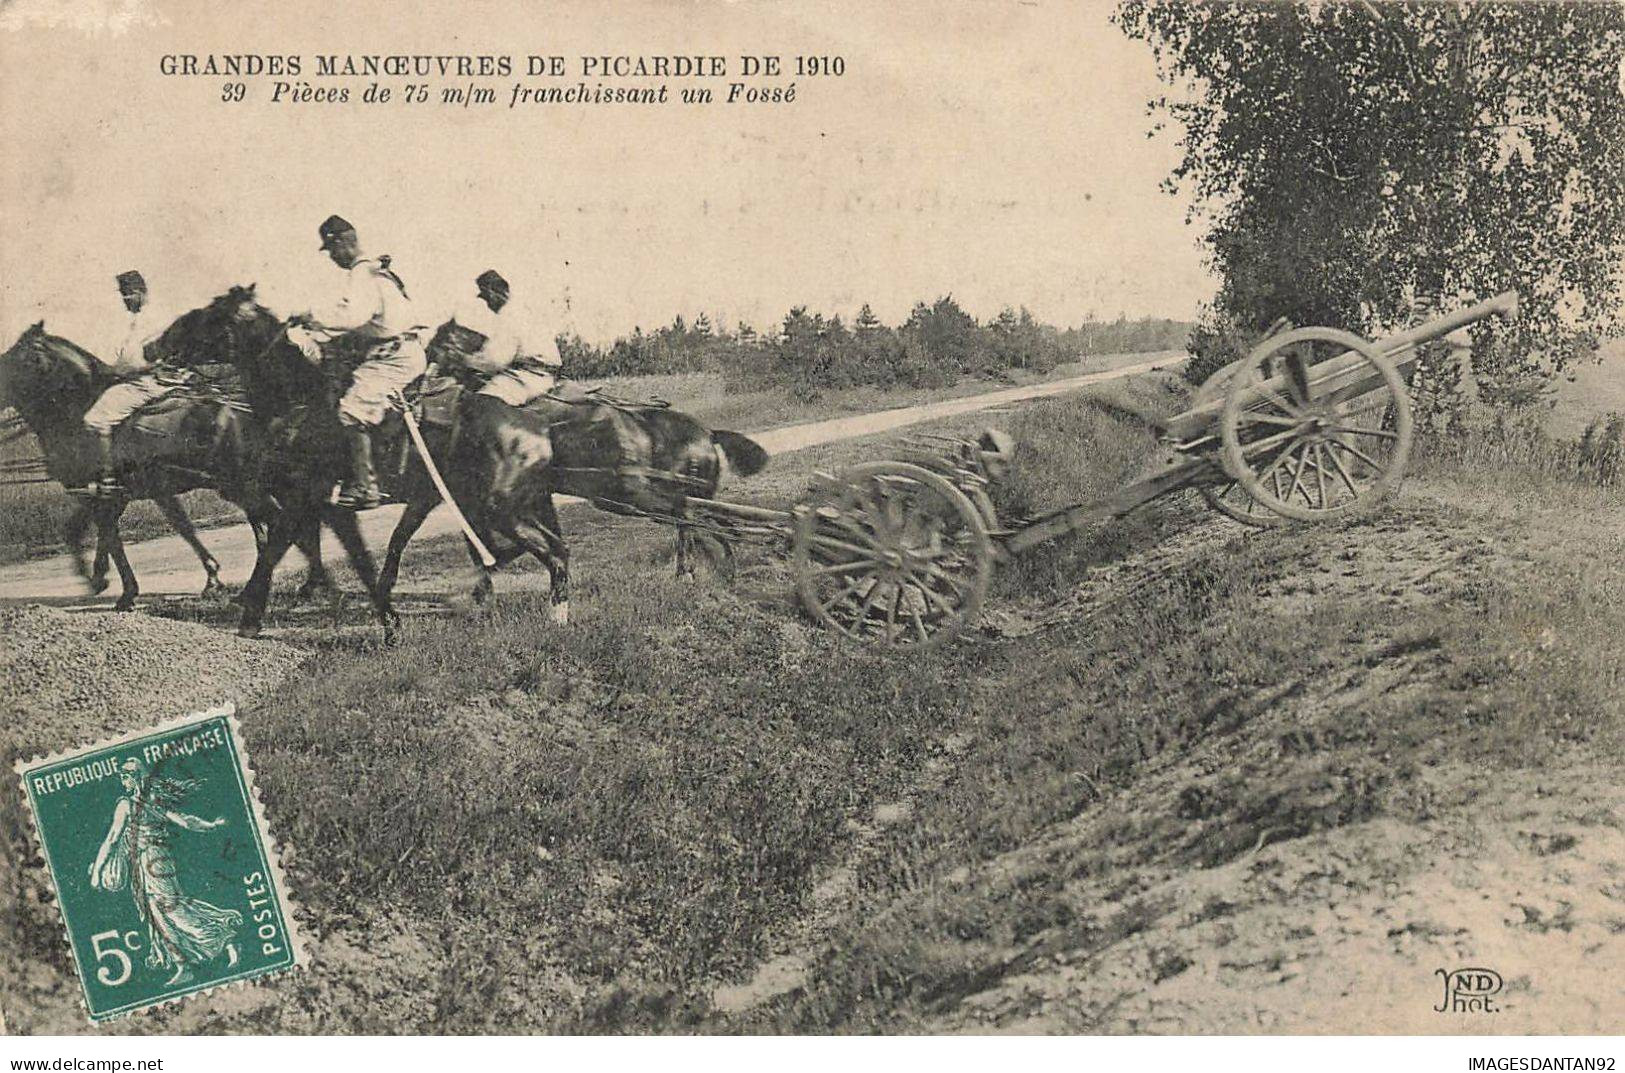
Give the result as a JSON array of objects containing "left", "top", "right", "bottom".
[
  {"left": 901, "top": 295, "right": 983, "bottom": 375},
  {"left": 855, "top": 303, "right": 883, "bottom": 334},
  {"left": 1115, "top": 1, "right": 1625, "bottom": 385}
]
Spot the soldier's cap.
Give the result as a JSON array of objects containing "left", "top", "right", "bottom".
[
  {"left": 115, "top": 270, "right": 146, "bottom": 292},
  {"left": 476, "top": 269, "right": 510, "bottom": 298},
  {"left": 318, "top": 214, "right": 356, "bottom": 250}
]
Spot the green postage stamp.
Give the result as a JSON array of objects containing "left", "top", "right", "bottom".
[{"left": 15, "top": 703, "right": 303, "bottom": 1022}]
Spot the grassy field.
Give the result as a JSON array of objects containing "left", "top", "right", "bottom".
[
  {"left": 752, "top": 496, "right": 1625, "bottom": 1031},
  {"left": 5, "top": 365, "right": 1622, "bottom": 1033}
]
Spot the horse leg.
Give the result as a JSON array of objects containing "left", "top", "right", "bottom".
[
  {"left": 64, "top": 503, "right": 108, "bottom": 594},
  {"left": 700, "top": 531, "right": 739, "bottom": 582},
  {"left": 378, "top": 494, "right": 436, "bottom": 610},
  {"left": 675, "top": 520, "right": 694, "bottom": 582},
  {"left": 237, "top": 517, "right": 299, "bottom": 639},
  {"left": 293, "top": 515, "right": 336, "bottom": 603},
  {"left": 463, "top": 517, "right": 534, "bottom": 607},
  {"left": 462, "top": 507, "right": 500, "bottom": 608},
  {"left": 153, "top": 494, "right": 225, "bottom": 598},
  {"left": 322, "top": 506, "right": 398, "bottom": 643},
  {"left": 98, "top": 504, "right": 139, "bottom": 612},
  {"left": 502, "top": 492, "right": 569, "bottom": 625},
  {"left": 229, "top": 513, "right": 267, "bottom": 607}
]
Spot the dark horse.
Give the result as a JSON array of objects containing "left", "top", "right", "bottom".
[
  {"left": 371, "top": 320, "right": 771, "bottom": 620},
  {"left": 145, "top": 289, "right": 398, "bottom": 640},
  {"left": 0, "top": 308, "right": 327, "bottom": 609},
  {"left": 227, "top": 306, "right": 768, "bottom": 638}
]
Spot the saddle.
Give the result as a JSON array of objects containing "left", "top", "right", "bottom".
[
  {"left": 123, "top": 361, "right": 250, "bottom": 439},
  {"left": 407, "top": 371, "right": 463, "bottom": 430},
  {"left": 366, "top": 371, "right": 465, "bottom": 485},
  {"left": 110, "top": 380, "right": 247, "bottom": 478}
]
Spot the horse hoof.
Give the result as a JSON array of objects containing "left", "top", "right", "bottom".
[
  {"left": 473, "top": 578, "right": 494, "bottom": 607},
  {"left": 237, "top": 623, "right": 261, "bottom": 640},
  {"left": 549, "top": 600, "right": 570, "bottom": 626},
  {"left": 113, "top": 599, "right": 136, "bottom": 613},
  {"left": 201, "top": 581, "right": 228, "bottom": 600},
  {"left": 87, "top": 575, "right": 110, "bottom": 595}
]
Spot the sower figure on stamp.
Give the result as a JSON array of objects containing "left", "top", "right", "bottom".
[
  {"left": 452, "top": 268, "right": 563, "bottom": 405},
  {"left": 76, "top": 271, "right": 167, "bottom": 495},
  {"left": 88, "top": 757, "right": 243, "bottom": 987},
  {"left": 288, "top": 214, "right": 428, "bottom": 510}
]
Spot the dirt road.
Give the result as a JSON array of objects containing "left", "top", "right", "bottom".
[{"left": 0, "top": 355, "right": 1173, "bottom": 602}]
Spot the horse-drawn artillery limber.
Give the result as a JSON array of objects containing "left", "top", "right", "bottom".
[
  {"left": 2, "top": 290, "right": 1517, "bottom": 648},
  {"left": 643, "top": 290, "right": 1520, "bottom": 651}
]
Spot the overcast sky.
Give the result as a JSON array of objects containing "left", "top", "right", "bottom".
[{"left": 0, "top": 0, "right": 1214, "bottom": 356}]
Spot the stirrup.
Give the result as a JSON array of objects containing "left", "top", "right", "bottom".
[{"left": 333, "top": 485, "right": 383, "bottom": 511}]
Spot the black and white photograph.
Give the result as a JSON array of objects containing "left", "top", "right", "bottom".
[{"left": 1, "top": 0, "right": 1622, "bottom": 1062}]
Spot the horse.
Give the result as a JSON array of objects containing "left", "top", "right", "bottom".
[
  {"left": 225, "top": 306, "right": 767, "bottom": 638},
  {"left": 112, "top": 289, "right": 397, "bottom": 640},
  {"left": 370, "top": 320, "right": 771, "bottom": 618},
  {"left": 0, "top": 309, "right": 329, "bottom": 609}
]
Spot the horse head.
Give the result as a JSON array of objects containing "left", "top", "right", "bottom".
[
  {"left": 206, "top": 287, "right": 337, "bottom": 418},
  {"left": 427, "top": 318, "right": 488, "bottom": 368},
  {"left": 0, "top": 321, "right": 104, "bottom": 420},
  {"left": 155, "top": 283, "right": 282, "bottom": 367}
]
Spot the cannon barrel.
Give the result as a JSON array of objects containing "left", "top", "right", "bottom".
[
  {"left": 1164, "top": 290, "right": 1519, "bottom": 444},
  {"left": 1366, "top": 289, "right": 1519, "bottom": 358}
]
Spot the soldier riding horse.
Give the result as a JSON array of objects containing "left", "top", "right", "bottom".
[
  {"left": 0, "top": 302, "right": 329, "bottom": 610},
  {"left": 222, "top": 295, "right": 769, "bottom": 640}
]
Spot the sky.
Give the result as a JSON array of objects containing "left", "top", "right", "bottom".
[{"left": 0, "top": 0, "right": 1215, "bottom": 357}]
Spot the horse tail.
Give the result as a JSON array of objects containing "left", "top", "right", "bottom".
[{"left": 711, "top": 429, "right": 768, "bottom": 477}]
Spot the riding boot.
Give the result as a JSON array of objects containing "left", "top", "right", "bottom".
[
  {"left": 337, "top": 425, "right": 381, "bottom": 510},
  {"left": 92, "top": 432, "right": 123, "bottom": 496}
]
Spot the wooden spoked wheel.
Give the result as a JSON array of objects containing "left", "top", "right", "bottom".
[
  {"left": 1218, "top": 327, "right": 1414, "bottom": 522},
  {"left": 1192, "top": 361, "right": 1287, "bottom": 528},
  {"left": 792, "top": 461, "right": 994, "bottom": 650}
]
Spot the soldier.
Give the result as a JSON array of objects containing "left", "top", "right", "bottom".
[
  {"left": 78, "top": 271, "right": 168, "bottom": 495},
  {"left": 288, "top": 215, "right": 428, "bottom": 510},
  {"left": 453, "top": 269, "right": 562, "bottom": 406}
]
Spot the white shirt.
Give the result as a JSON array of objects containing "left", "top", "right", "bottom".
[
  {"left": 309, "top": 257, "right": 421, "bottom": 338},
  {"left": 109, "top": 306, "right": 166, "bottom": 377},
  {"left": 454, "top": 299, "right": 559, "bottom": 375}
]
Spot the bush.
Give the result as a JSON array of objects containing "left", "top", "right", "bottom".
[
  {"left": 1182, "top": 316, "right": 1243, "bottom": 388},
  {"left": 1578, "top": 412, "right": 1625, "bottom": 486}
]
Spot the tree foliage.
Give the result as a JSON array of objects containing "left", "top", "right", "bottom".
[
  {"left": 1115, "top": 0, "right": 1625, "bottom": 385},
  {"left": 557, "top": 300, "right": 1192, "bottom": 396}
]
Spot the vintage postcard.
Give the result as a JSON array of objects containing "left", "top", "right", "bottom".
[{"left": 1, "top": 0, "right": 1622, "bottom": 1060}]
